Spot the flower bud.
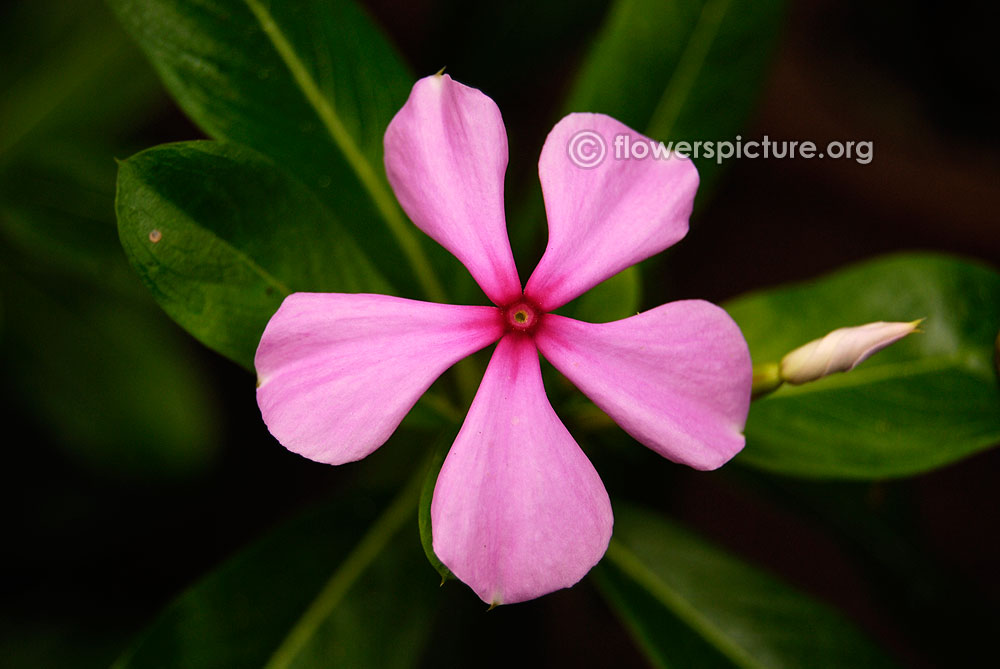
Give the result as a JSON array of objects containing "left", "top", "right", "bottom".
[{"left": 780, "top": 320, "right": 922, "bottom": 385}]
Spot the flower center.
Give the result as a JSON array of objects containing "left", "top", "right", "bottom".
[{"left": 503, "top": 300, "right": 540, "bottom": 334}]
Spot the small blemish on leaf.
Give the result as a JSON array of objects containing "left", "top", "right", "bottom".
[{"left": 148, "top": 229, "right": 162, "bottom": 243}]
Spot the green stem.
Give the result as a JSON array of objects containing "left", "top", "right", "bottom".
[
  {"left": 242, "top": 0, "right": 446, "bottom": 304},
  {"left": 264, "top": 467, "right": 425, "bottom": 669},
  {"left": 751, "top": 362, "right": 783, "bottom": 400}
]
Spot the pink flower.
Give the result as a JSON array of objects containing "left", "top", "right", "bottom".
[{"left": 255, "top": 74, "right": 752, "bottom": 605}]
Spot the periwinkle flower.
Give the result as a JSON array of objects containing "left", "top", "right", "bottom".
[{"left": 255, "top": 74, "right": 752, "bottom": 605}]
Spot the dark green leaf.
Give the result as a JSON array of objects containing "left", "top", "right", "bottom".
[
  {"left": 0, "top": 0, "right": 164, "bottom": 162},
  {"left": 116, "top": 140, "right": 390, "bottom": 369},
  {"left": 725, "top": 253, "right": 1000, "bottom": 478},
  {"left": 595, "top": 504, "right": 897, "bottom": 668},
  {"left": 418, "top": 436, "right": 456, "bottom": 582},
  {"left": 1, "top": 142, "right": 148, "bottom": 293},
  {"left": 107, "top": 0, "right": 455, "bottom": 300},
  {"left": 0, "top": 265, "right": 220, "bottom": 477},
  {"left": 115, "top": 476, "right": 438, "bottom": 669},
  {"left": 564, "top": 0, "right": 785, "bottom": 193},
  {"left": 0, "top": 15, "right": 219, "bottom": 477}
]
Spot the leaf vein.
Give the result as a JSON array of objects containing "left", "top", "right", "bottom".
[
  {"left": 240, "top": 0, "right": 445, "bottom": 302},
  {"left": 605, "top": 539, "right": 767, "bottom": 669},
  {"left": 646, "top": 0, "right": 732, "bottom": 140},
  {"left": 263, "top": 465, "right": 424, "bottom": 668}
]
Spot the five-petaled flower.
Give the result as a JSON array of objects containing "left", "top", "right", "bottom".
[{"left": 255, "top": 74, "right": 752, "bottom": 606}]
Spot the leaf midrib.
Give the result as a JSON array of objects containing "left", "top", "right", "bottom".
[
  {"left": 645, "top": 0, "right": 733, "bottom": 140},
  {"left": 240, "top": 0, "right": 445, "bottom": 302},
  {"left": 605, "top": 539, "right": 766, "bottom": 669},
  {"left": 264, "top": 466, "right": 425, "bottom": 669}
]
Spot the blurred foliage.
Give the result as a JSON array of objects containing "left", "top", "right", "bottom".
[
  {"left": 0, "top": 0, "right": 227, "bottom": 665},
  {"left": 0, "top": 0, "right": 221, "bottom": 476},
  {"left": 2, "top": 0, "right": 999, "bottom": 668}
]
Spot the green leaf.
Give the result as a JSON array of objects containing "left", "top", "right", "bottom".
[
  {"left": 564, "top": 0, "right": 785, "bottom": 193},
  {"left": 0, "top": 265, "right": 220, "bottom": 477},
  {"left": 560, "top": 266, "right": 642, "bottom": 323},
  {"left": 115, "top": 475, "right": 438, "bottom": 669},
  {"left": 725, "top": 253, "right": 1000, "bottom": 478},
  {"left": 0, "top": 15, "right": 219, "bottom": 478},
  {"left": 116, "top": 140, "right": 390, "bottom": 369},
  {"left": 0, "top": 0, "right": 165, "bottom": 162},
  {"left": 0, "top": 142, "right": 157, "bottom": 294},
  {"left": 107, "top": 0, "right": 452, "bottom": 301},
  {"left": 595, "top": 504, "right": 897, "bottom": 668},
  {"left": 417, "top": 436, "right": 456, "bottom": 583}
]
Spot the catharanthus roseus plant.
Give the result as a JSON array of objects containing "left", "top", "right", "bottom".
[{"left": 255, "top": 74, "right": 752, "bottom": 605}]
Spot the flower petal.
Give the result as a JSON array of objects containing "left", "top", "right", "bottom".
[
  {"left": 384, "top": 74, "right": 521, "bottom": 306},
  {"left": 535, "top": 301, "right": 752, "bottom": 470},
  {"left": 524, "top": 114, "right": 698, "bottom": 311},
  {"left": 432, "top": 334, "right": 613, "bottom": 605},
  {"left": 255, "top": 293, "right": 502, "bottom": 465}
]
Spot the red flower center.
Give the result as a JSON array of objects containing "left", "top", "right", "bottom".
[{"left": 502, "top": 299, "right": 542, "bottom": 334}]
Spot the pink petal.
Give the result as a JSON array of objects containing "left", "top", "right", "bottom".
[
  {"left": 255, "top": 293, "right": 502, "bottom": 465},
  {"left": 432, "top": 334, "right": 613, "bottom": 605},
  {"left": 535, "top": 301, "right": 752, "bottom": 470},
  {"left": 524, "top": 114, "right": 698, "bottom": 311},
  {"left": 384, "top": 74, "right": 521, "bottom": 306}
]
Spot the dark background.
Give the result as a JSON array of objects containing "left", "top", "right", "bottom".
[{"left": 2, "top": 0, "right": 998, "bottom": 666}]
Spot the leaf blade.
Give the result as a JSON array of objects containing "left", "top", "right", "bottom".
[
  {"left": 115, "top": 140, "right": 390, "bottom": 368},
  {"left": 725, "top": 253, "right": 1000, "bottom": 478},
  {"left": 596, "top": 504, "right": 897, "bottom": 668},
  {"left": 563, "top": 0, "right": 785, "bottom": 193},
  {"left": 115, "top": 475, "right": 437, "bottom": 669},
  {"left": 107, "top": 0, "right": 452, "bottom": 299}
]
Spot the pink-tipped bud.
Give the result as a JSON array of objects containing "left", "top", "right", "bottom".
[{"left": 779, "top": 320, "right": 922, "bottom": 385}]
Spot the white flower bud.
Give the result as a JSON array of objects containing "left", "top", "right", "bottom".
[{"left": 779, "top": 320, "right": 922, "bottom": 385}]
